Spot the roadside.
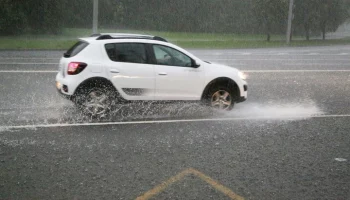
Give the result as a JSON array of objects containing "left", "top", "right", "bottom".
[{"left": 1, "top": 28, "right": 350, "bottom": 50}]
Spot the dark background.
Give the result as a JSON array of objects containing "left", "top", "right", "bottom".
[{"left": 1, "top": 0, "right": 349, "bottom": 40}]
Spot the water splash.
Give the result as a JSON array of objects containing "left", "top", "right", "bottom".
[
  {"left": 0, "top": 100, "right": 323, "bottom": 127},
  {"left": 220, "top": 101, "right": 323, "bottom": 119}
]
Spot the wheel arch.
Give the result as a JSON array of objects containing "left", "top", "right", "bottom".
[
  {"left": 201, "top": 77, "right": 240, "bottom": 100},
  {"left": 73, "top": 76, "right": 116, "bottom": 97}
]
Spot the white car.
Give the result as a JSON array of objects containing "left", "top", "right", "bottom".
[{"left": 56, "top": 33, "right": 247, "bottom": 116}]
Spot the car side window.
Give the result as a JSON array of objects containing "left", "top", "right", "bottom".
[
  {"left": 105, "top": 43, "right": 147, "bottom": 64},
  {"left": 153, "top": 45, "right": 192, "bottom": 67}
]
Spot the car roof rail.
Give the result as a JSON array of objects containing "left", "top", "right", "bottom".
[
  {"left": 95, "top": 33, "right": 167, "bottom": 42},
  {"left": 153, "top": 36, "right": 167, "bottom": 42}
]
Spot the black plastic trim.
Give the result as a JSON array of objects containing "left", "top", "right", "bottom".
[
  {"left": 56, "top": 88, "right": 72, "bottom": 100},
  {"left": 236, "top": 96, "right": 247, "bottom": 103},
  {"left": 96, "top": 35, "right": 168, "bottom": 42}
]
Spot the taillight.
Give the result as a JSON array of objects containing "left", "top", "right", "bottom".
[{"left": 67, "top": 62, "right": 87, "bottom": 75}]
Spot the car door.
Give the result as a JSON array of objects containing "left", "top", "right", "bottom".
[
  {"left": 152, "top": 44, "right": 205, "bottom": 100},
  {"left": 104, "top": 43, "right": 155, "bottom": 100}
]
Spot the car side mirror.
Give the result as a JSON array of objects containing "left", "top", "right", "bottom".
[{"left": 192, "top": 60, "right": 201, "bottom": 68}]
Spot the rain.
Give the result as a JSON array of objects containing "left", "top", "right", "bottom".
[{"left": 1, "top": 1, "right": 350, "bottom": 199}]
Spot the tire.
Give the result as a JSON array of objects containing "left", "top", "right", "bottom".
[
  {"left": 73, "top": 83, "right": 118, "bottom": 118},
  {"left": 202, "top": 84, "right": 236, "bottom": 111}
]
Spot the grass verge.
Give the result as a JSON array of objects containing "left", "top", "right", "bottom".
[{"left": 1, "top": 28, "right": 349, "bottom": 50}]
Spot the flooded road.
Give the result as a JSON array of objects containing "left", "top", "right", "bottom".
[{"left": 1, "top": 46, "right": 350, "bottom": 200}]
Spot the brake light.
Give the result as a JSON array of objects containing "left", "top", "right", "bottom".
[{"left": 67, "top": 62, "right": 87, "bottom": 75}]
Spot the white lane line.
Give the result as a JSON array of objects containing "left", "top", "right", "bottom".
[
  {"left": 0, "top": 63, "right": 57, "bottom": 65},
  {"left": 0, "top": 104, "right": 69, "bottom": 110},
  {"left": 211, "top": 59, "right": 350, "bottom": 61},
  {"left": 241, "top": 52, "right": 252, "bottom": 55},
  {"left": 0, "top": 70, "right": 58, "bottom": 73},
  {"left": 0, "top": 58, "right": 58, "bottom": 60},
  {"left": 213, "top": 53, "right": 350, "bottom": 56},
  {"left": 1, "top": 70, "right": 350, "bottom": 73},
  {"left": 244, "top": 70, "right": 350, "bottom": 72},
  {"left": 229, "top": 64, "right": 247, "bottom": 66},
  {"left": 284, "top": 63, "right": 349, "bottom": 66},
  {"left": 1, "top": 114, "right": 350, "bottom": 130}
]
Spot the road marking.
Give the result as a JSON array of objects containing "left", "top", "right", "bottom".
[
  {"left": 1, "top": 114, "right": 350, "bottom": 130},
  {"left": 0, "top": 63, "right": 57, "bottom": 65},
  {"left": 190, "top": 168, "right": 244, "bottom": 200},
  {"left": 1, "top": 70, "right": 350, "bottom": 74},
  {"left": 230, "top": 64, "right": 247, "bottom": 66},
  {"left": 0, "top": 70, "right": 58, "bottom": 73},
  {"left": 0, "top": 104, "right": 68, "bottom": 110},
  {"left": 0, "top": 58, "right": 58, "bottom": 60},
  {"left": 212, "top": 58, "right": 350, "bottom": 61},
  {"left": 136, "top": 169, "right": 191, "bottom": 200},
  {"left": 221, "top": 53, "right": 350, "bottom": 56},
  {"left": 136, "top": 168, "right": 244, "bottom": 200},
  {"left": 244, "top": 70, "right": 350, "bottom": 72},
  {"left": 334, "top": 158, "right": 347, "bottom": 162},
  {"left": 284, "top": 63, "right": 348, "bottom": 66},
  {"left": 276, "top": 53, "right": 288, "bottom": 55}
]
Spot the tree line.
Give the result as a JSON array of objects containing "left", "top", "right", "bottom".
[{"left": 0, "top": 0, "right": 349, "bottom": 41}]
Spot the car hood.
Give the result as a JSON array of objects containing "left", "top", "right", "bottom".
[{"left": 208, "top": 62, "right": 240, "bottom": 73}]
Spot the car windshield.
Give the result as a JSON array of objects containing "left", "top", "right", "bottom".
[{"left": 1, "top": 1, "right": 349, "bottom": 200}]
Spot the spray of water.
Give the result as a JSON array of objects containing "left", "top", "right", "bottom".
[
  {"left": 0, "top": 99, "right": 323, "bottom": 127},
  {"left": 220, "top": 101, "right": 323, "bottom": 119}
]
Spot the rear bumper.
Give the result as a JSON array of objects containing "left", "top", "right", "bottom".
[
  {"left": 55, "top": 72, "right": 78, "bottom": 96},
  {"left": 56, "top": 88, "right": 72, "bottom": 100}
]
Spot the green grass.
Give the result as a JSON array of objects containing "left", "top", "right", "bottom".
[
  {"left": 175, "top": 38, "right": 350, "bottom": 49},
  {"left": 1, "top": 28, "right": 350, "bottom": 50}
]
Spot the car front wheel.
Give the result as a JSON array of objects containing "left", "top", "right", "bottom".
[{"left": 204, "top": 85, "right": 235, "bottom": 111}]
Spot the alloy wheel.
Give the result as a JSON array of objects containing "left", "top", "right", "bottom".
[
  {"left": 82, "top": 89, "right": 110, "bottom": 116},
  {"left": 211, "top": 90, "right": 232, "bottom": 110}
]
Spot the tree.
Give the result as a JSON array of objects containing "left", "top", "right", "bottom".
[
  {"left": 294, "top": 0, "right": 319, "bottom": 40},
  {"left": 253, "top": 0, "right": 289, "bottom": 41},
  {"left": 318, "top": 0, "right": 348, "bottom": 40},
  {"left": 0, "top": 0, "right": 28, "bottom": 35},
  {"left": 294, "top": 0, "right": 349, "bottom": 40}
]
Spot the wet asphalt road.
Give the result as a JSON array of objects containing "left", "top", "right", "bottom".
[{"left": 0, "top": 46, "right": 350, "bottom": 200}]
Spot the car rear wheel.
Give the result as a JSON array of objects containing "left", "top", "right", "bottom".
[
  {"left": 74, "top": 85, "right": 118, "bottom": 118},
  {"left": 81, "top": 88, "right": 112, "bottom": 116}
]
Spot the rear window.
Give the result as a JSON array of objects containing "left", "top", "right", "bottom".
[
  {"left": 64, "top": 41, "right": 89, "bottom": 58},
  {"left": 105, "top": 43, "right": 147, "bottom": 64}
]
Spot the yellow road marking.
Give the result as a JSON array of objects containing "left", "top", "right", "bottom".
[
  {"left": 189, "top": 168, "right": 244, "bottom": 200},
  {"left": 136, "top": 169, "right": 192, "bottom": 200},
  {"left": 136, "top": 168, "right": 244, "bottom": 200}
]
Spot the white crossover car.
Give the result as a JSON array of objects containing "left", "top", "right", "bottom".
[{"left": 56, "top": 33, "right": 247, "bottom": 116}]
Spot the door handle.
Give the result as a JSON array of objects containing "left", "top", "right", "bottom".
[
  {"left": 110, "top": 69, "right": 120, "bottom": 73},
  {"left": 158, "top": 72, "right": 167, "bottom": 76}
]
